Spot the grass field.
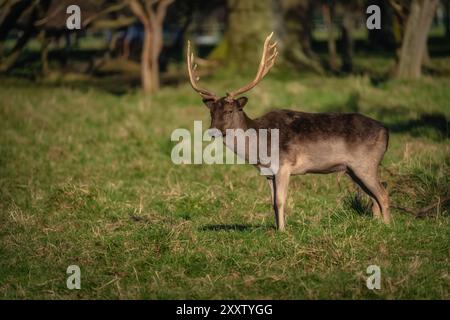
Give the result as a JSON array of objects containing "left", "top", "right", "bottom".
[{"left": 0, "top": 51, "right": 449, "bottom": 299}]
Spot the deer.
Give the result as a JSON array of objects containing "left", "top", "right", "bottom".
[{"left": 186, "top": 33, "right": 390, "bottom": 231}]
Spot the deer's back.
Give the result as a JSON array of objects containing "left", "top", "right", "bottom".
[{"left": 255, "top": 110, "right": 389, "bottom": 169}]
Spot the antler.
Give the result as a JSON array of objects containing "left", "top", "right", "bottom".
[
  {"left": 227, "top": 32, "right": 278, "bottom": 99},
  {"left": 186, "top": 41, "right": 219, "bottom": 100}
]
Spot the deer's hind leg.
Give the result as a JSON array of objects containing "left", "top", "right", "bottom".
[
  {"left": 267, "top": 176, "right": 275, "bottom": 205},
  {"left": 347, "top": 166, "right": 390, "bottom": 224}
]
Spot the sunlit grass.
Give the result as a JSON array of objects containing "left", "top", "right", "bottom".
[{"left": 0, "top": 54, "right": 449, "bottom": 299}]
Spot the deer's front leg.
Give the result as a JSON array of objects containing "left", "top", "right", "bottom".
[{"left": 272, "top": 168, "right": 291, "bottom": 232}]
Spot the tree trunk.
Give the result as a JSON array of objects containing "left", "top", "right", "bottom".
[
  {"left": 422, "top": 42, "right": 431, "bottom": 67},
  {"left": 340, "top": 11, "right": 354, "bottom": 73},
  {"left": 282, "top": 0, "right": 323, "bottom": 73},
  {"left": 39, "top": 30, "right": 50, "bottom": 76},
  {"left": 283, "top": 0, "right": 315, "bottom": 58},
  {"left": 141, "top": 27, "right": 160, "bottom": 94},
  {"left": 396, "top": 0, "right": 438, "bottom": 79},
  {"left": 129, "top": 0, "right": 172, "bottom": 94},
  {"left": 151, "top": 23, "right": 162, "bottom": 91},
  {"left": 322, "top": 3, "right": 337, "bottom": 72},
  {"left": 445, "top": 0, "right": 450, "bottom": 39},
  {"left": 226, "top": 0, "right": 277, "bottom": 68}
]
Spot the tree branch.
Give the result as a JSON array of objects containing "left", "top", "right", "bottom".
[
  {"left": 392, "top": 196, "right": 450, "bottom": 218},
  {"left": 82, "top": 2, "right": 128, "bottom": 28},
  {"left": 156, "top": 0, "right": 174, "bottom": 25},
  {"left": 388, "top": 0, "right": 407, "bottom": 20},
  {"left": 128, "top": 0, "right": 150, "bottom": 28}
]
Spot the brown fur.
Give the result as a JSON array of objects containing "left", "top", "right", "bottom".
[{"left": 203, "top": 97, "right": 391, "bottom": 231}]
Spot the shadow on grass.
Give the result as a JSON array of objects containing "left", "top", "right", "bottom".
[
  {"left": 343, "top": 193, "right": 372, "bottom": 217},
  {"left": 389, "top": 113, "right": 450, "bottom": 139},
  {"left": 200, "top": 223, "right": 270, "bottom": 232}
]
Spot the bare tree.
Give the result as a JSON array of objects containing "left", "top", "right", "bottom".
[
  {"left": 444, "top": 0, "right": 450, "bottom": 39},
  {"left": 282, "top": 0, "right": 324, "bottom": 73},
  {"left": 128, "top": 0, "right": 173, "bottom": 94},
  {"left": 0, "top": 0, "right": 51, "bottom": 73},
  {"left": 321, "top": 1, "right": 337, "bottom": 71},
  {"left": 226, "top": 0, "right": 279, "bottom": 68},
  {"left": 389, "top": 0, "right": 439, "bottom": 79},
  {"left": 338, "top": 0, "right": 364, "bottom": 73}
]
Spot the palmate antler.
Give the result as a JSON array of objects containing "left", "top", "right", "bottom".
[
  {"left": 226, "top": 32, "right": 278, "bottom": 99},
  {"left": 186, "top": 32, "right": 278, "bottom": 100},
  {"left": 186, "top": 41, "right": 219, "bottom": 101}
]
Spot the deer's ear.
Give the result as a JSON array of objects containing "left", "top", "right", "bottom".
[
  {"left": 202, "top": 99, "right": 216, "bottom": 109},
  {"left": 237, "top": 97, "right": 248, "bottom": 110}
]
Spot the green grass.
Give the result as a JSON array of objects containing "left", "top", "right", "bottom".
[{"left": 0, "top": 55, "right": 449, "bottom": 299}]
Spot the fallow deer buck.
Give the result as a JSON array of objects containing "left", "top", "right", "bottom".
[{"left": 186, "top": 33, "right": 390, "bottom": 231}]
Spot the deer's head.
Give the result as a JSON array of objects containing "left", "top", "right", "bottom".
[{"left": 187, "top": 33, "right": 278, "bottom": 135}]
